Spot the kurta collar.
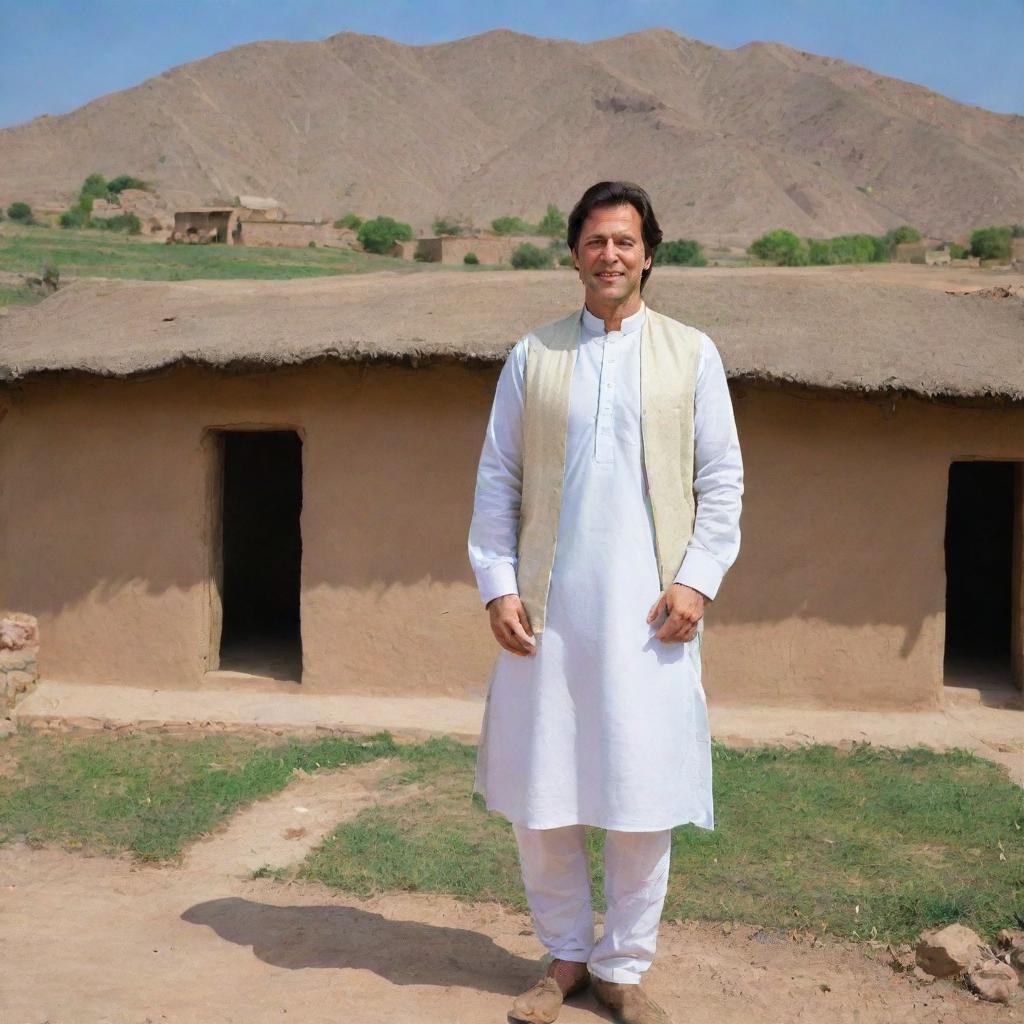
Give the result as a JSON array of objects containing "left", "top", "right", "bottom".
[{"left": 581, "top": 301, "right": 647, "bottom": 337}]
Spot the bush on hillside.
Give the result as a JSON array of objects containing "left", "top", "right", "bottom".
[
  {"left": 808, "top": 233, "right": 887, "bottom": 265},
  {"left": 1012, "top": 224, "right": 1024, "bottom": 238},
  {"left": 747, "top": 228, "right": 809, "bottom": 266},
  {"left": 491, "top": 215, "right": 533, "bottom": 235},
  {"left": 333, "top": 212, "right": 362, "bottom": 230},
  {"left": 463, "top": 252, "right": 479, "bottom": 265},
  {"left": 95, "top": 212, "right": 142, "bottom": 234},
  {"left": 537, "top": 204, "right": 566, "bottom": 237},
  {"left": 107, "top": 175, "right": 149, "bottom": 194},
  {"left": 511, "top": 242, "right": 553, "bottom": 269},
  {"left": 357, "top": 215, "right": 413, "bottom": 254},
  {"left": 6, "top": 201, "right": 32, "bottom": 222},
  {"left": 653, "top": 239, "right": 707, "bottom": 267},
  {"left": 432, "top": 216, "right": 465, "bottom": 236},
  {"left": 949, "top": 242, "right": 968, "bottom": 259},
  {"left": 883, "top": 224, "right": 921, "bottom": 247},
  {"left": 59, "top": 206, "right": 89, "bottom": 229},
  {"left": 558, "top": 253, "right": 575, "bottom": 267},
  {"left": 970, "top": 225, "right": 1013, "bottom": 261}
]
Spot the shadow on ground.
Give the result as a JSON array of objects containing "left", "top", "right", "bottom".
[{"left": 182, "top": 897, "right": 539, "bottom": 995}]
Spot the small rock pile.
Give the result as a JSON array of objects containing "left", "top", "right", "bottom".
[
  {"left": 915, "top": 923, "right": 1023, "bottom": 1003},
  {"left": 1, "top": 612, "right": 38, "bottom": 726}
]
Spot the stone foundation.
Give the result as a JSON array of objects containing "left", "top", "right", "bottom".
[{"left": 1, "top": 613, "right": 39, "bottom": 716}]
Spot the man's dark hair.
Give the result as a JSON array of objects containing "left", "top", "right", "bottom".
[{"left": 566, "top": 181, "right": 663, "bottom": 291}]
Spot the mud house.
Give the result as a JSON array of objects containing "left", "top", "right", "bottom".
[
  {"left": 398, "top": 234, "right": 555, "bottom": 265},
  {"left": 1, "top": 269, "right": 1023, "bottom": 713}
]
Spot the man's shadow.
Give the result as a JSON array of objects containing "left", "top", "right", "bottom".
[{"left": 182, "top": 897, "right": 539, "bottom": 996}]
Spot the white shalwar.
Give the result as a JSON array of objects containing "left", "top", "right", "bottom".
[{"left": 467, "top": 301, "right": 743, "bottom": 982}]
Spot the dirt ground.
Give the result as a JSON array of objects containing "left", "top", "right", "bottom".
[{"left": 2, "top": 761, "right": 1018, "bottom": 1023}]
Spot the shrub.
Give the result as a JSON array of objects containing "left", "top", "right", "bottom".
[
  {"left": 511, "top": 242, "right": 553, "bottom": 269},
  {"left": 357, "top": 215, "right": 413, "bottom": 254},
  {"left": 1012, "top": 224, "right": 1024, "bottom": 238},
  {"left": 949, "top": 242, "right": 968, "bottom": 259},
  {"left": 491, "top": 215, "right": 532, "bottom": 235},
  {"left": 463, "top": 252, "right": 479, "bottom": 265},
  {"left": 537, "top": 204, "right": 566, "bottom": 237},
  {"left": 808, "top": 233, "right": 887, "bottom": 265},
  {"left": 6, "top": 201, "right": 33, "bottom": 222},
  {"left": 107, "top": 175, "right": 149, "bottom": 194},
  {"left": 558, "top": 253, "right": 575, "bottom": 267},
  {"left": 95, "top": 212, "right": 142, "bottom": 234},
  {"left": 653, "top": 239, "right": 707, "bottom": 267},
  {"left": 333, "top": 212, "right": 362, "bottom": 230},
  {"left": 747, "top": 229, "right": 809, "bottom": 266},
  {"left": 970, "top": 225, "right": 1013, "bottom": 261},
  {"left": 432, "top": 216, "right": 464, "bottom": 236},
  {"left": 59, "top": 206, "right": 89, "bottom": 229},
  {"left": 883, "top": 224, "right": 921, "bottom": 247}
]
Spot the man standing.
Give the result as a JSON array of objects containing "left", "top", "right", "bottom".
[{"left": 468, "top": 181, "right": 743, "bottom": 1024}]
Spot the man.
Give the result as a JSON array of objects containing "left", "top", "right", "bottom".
[{"left": 468, "top": 181, "right": 743, "bottom": 1024}]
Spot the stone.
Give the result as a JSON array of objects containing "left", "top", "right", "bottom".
[
  {"left": 997, "top": 929, "right": 1024, "bottom": 977},
  {"left": 967, "top": 958, "right": 1019, "bottom": 1003},
  {"left": 915, "top": 924, "right": 984, "bottom": 979}
]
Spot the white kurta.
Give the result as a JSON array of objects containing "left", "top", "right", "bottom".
[{"left": 468, "top": 302, "right": 743, "bottom": 831}]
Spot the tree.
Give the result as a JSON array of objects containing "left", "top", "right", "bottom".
[
  {"left": 6, "top": 201, "right": 33, "bottom": 222},
  {"left": 970, "top": 225, "right": 1013, "bottom": 261},
  {"left": 357, "top": 215, "right": 413, "bottom": 254},
  {"left": 883, "top": 224, "right": 921, "bottom": 247},
  {"left": 334, "top": 212, "right": 362, "bottom": 230},
  {"left": 1012, "top": 224, "right": 1024, "bottom": 239},
  {"left": 463, "top": 252, "right": 479, "bottom": 265},
  {"left": 653, "top": 239, "right": 707, "bottom": 267},
  {"left": 537, "top": 204, "right": 566, "bottom": 237},
  {"left": 511, "top": 242, "right": 553, "bottom": 269},
  {"left": 808, "top": 234, "right": 887, "bottom": 265},
  {"left": 747, "top": 229, "right": 809, "bottom": 266},
  {"left": 491, "top": 215, "right": 532, "bottom": 235}
]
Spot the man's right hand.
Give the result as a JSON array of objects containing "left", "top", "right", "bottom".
[{"left": 486, "top": 594, "right": 536, "bottom": 656}]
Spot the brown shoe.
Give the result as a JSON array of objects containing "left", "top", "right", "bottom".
[
  {"left": 592, "top": 978, "right": 672, "bottom": 1024},
  {"left": 509, "top": 959, "right": 590, "bottom": 1023}
]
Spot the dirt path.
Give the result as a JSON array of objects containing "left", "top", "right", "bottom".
[{"left": 1, "top": 764, "right": 1017, "bottom": 1023}]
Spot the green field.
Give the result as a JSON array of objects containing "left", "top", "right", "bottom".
[
  {"left": 0, "top": 224, "right": 413, "bottom": 284},
  {"left": 2, "top": 727, "right": 1021, "bottom": 943}
]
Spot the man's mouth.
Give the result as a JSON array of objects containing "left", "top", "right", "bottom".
[{"left": 597, "top": 272, "right": 622, "bottom": 280}]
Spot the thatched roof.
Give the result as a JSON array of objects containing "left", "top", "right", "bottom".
[{"left": 1, "top": 267, "right": 1023, "bottom": 400}]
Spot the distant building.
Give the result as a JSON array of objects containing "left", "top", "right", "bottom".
[
  {"left": 401, "top": 234, "right": 555, "bottom": 265},
  {"left": 172, "top": 208, "right": 241, "bottom": 245}
]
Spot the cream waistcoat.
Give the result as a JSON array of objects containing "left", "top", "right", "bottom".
[{"left": 517, "top": 304, "right": 703, "bottom": 633}]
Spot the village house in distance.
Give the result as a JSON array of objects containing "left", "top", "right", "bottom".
[{"left": 1, "top": 268, "right": 1023, "bottom": 722}]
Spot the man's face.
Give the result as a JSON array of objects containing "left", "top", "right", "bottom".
[{"left": 572, "top": 203, "right": 651, "bottom": 306}]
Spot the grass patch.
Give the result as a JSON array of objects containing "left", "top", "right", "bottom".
[
  {"left": 0, "top": 282, "right": 43, "bottom": 308},
  {"left": 0, "top": 225, "right": 412, "bottom": 281},
  {"left": 301, "top": 739, "right": 1024, "bottom": 944},
  {"left": 0, "top": 727, "right": 398, "bottom": 860},
  {"left": 3, "top": 729, "right": 1021, "bottom": 943}
]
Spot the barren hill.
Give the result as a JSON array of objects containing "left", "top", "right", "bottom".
[{"left": 2, "top": 28, "right": 1022, "bottom": 244}]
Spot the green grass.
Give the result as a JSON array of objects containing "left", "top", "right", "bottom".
[
  {"left": 0, "top": 726, "right": 398, "bottom": 860},
  {"left": 0, "top": 282, "right": 42, "bottom": 308},
  {"left": 0, "top": 224, "right": 412, "bottom": 281},
  {"left": 2, "top": 728, "right": 1021, "bottom": 943},
  {"left": 301, "top": 739, "right": 1024, "bottom": 944}
]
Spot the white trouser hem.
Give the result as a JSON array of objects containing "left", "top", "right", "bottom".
[{"left": 588, "top": 961, "right": 645, "bottom": 984}]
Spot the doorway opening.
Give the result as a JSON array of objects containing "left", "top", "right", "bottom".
[
  {"left": 216, "top": 430, "right": 303, "bottom": 682},
  {"left": 943, "top": 460, "right": 1022, "bottom": 694}
]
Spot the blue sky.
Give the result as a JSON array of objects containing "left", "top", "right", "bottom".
[{"left": 1, "top": 0, "right": 1021, "bottom": 129}]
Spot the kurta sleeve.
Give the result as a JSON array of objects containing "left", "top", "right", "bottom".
[
  {"left": 673, "top": 334, "right": 744, "bottom": 600},
  {"left": 468, "top": 337, "right": 528, "bottom": 606}
]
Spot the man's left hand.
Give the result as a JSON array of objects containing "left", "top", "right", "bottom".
[{"left": 647, "top": 584, "right": 705, "bottom": 643}]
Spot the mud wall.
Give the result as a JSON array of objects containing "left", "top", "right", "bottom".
[{"left": 1, "top": 365, "right": 1023, "bottom": 709}]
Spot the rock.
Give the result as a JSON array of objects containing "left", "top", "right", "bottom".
[
  {"left": 967, "top": 958, "right": 1019, "bottom": 1003},
  {"left": 915, "top": 924, "right": 984, "bottom": 978},
  {"left": 997, "top": 929, "right": 1024, "bottom": 977}
]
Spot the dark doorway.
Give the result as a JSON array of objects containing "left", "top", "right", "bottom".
[
  {"left": 218, "top": 430, "right": 302, "bottom": 681},
  {"left": 943, "top": 461, "right": 1017, "bottom": 690}
]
